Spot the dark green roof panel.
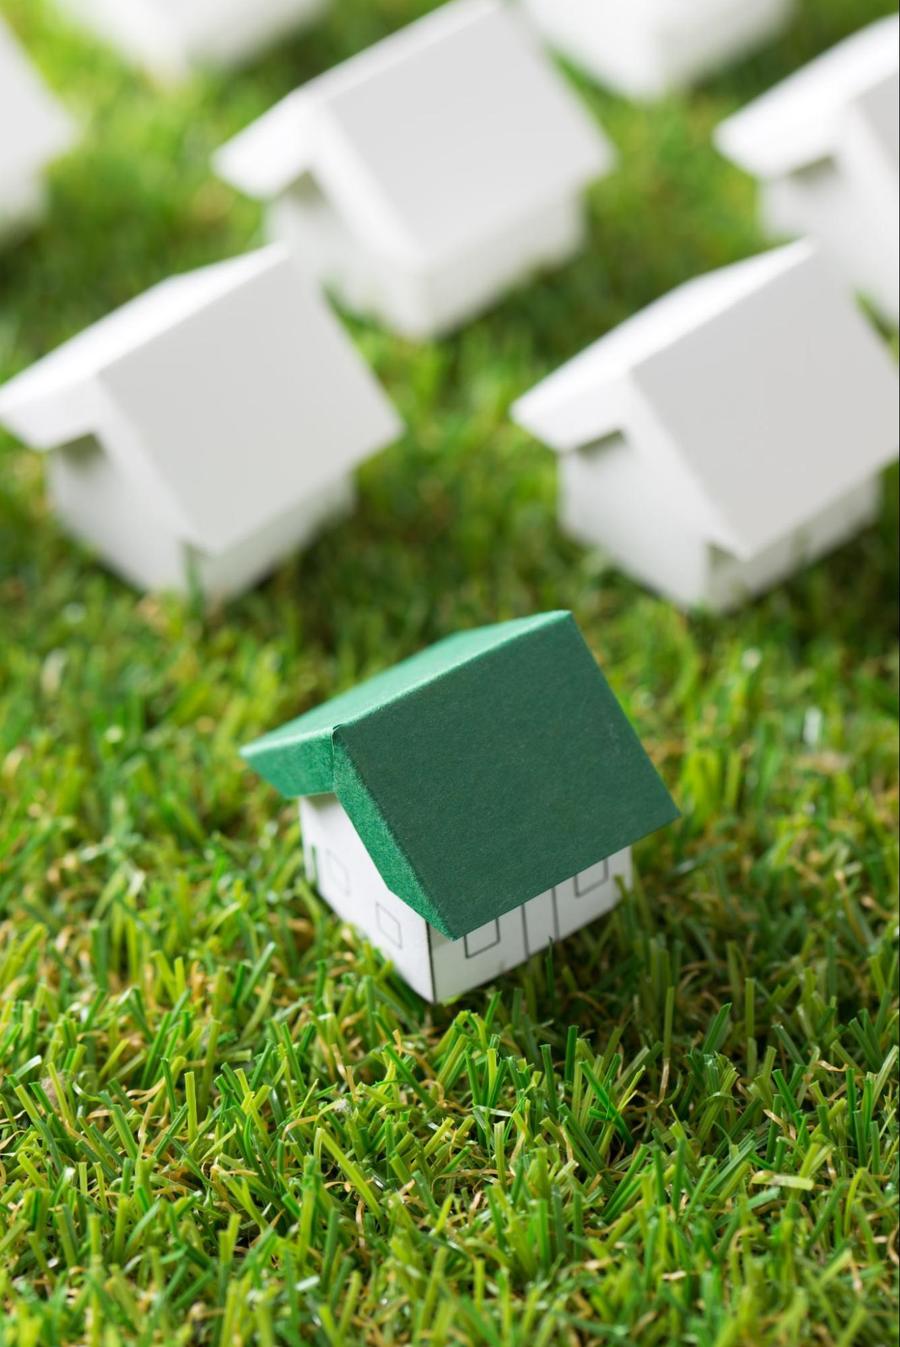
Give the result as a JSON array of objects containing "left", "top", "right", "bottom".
[{"left": 242, "top": 612, "right": 678, "bottom": 939}]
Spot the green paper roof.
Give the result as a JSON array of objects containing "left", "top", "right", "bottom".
[{"left": 241, "top": 612, "right": 678, "bottom": 940}]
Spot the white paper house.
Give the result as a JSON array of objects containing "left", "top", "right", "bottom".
[
  {"left": 55, "top": 0, "right": 328, "bottom": 84},
  {"left": 214, "top": 0, "right": 615, "bottom": 340},
  {"left": 241, "top": 613, "right": 679, "bottom": 1002},
  {"left": 0, "top": 18, "right": 76, "bottom": 238},
  {"left": 520, "top": 0, "right": 794, "bottom": 99},
  {"left": 716, "top": 16, "right": 900, "bottom": 326},
  {"left": 0, "top": 246, "right": 402, "bottom": 601},
  {"left": 512, "top": 243, "right": 900, "bottom": 613}
]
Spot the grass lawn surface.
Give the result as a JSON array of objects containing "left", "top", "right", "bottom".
[{"left": 0, "top": 1, "right": 898, "bottom": 1343}]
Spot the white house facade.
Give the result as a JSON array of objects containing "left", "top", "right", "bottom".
[
  {"left": 0, "top": 247, "right": 402, "bottom": 602},
  {"left": 215, "top": 0, "right": 614, "bottom": 340},
  {"left": 513, "top": 243, "right": 900, "bottom": 613},
  {"left": 300, "top": 793, "right": 631, "bottom": 1002}
]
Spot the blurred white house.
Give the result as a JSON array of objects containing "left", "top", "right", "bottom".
[
  {"left": 55, "top": 0, "right": 328, "bottom": 83},
  {"left": 716, "top": 15, "right": 900, "bottom": 326},
  {"left": 0, "top": 247, "right": 402, "bottom": 602},
  {"left": 513, "top": 243, "right": 899, "bottom": 613},
  {"left": 520, "top": 0, "right": 795, "bottom": 99},
  {"left": 0, "top": 17, "right": 76, "bottom": 238},
  {"left": 215, "top": 0, "right": 615, "bottom": 340}
]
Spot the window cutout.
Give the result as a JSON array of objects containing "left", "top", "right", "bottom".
[
  {"left": 465, "top": 919, "right": 501, "bottom": 959},
  {"left": 709, "top": 542, "right": 738, "bottom": 574},
  {"left": 581, "top": 430, "right": 628, "bottom": 462},
  {"left": 791, "top": 155, "right": 838, "bottom": 187},
  {"left": 307, "top": 845, "right": 320, "bottom": 886},
  {"left": 326, "top": 851, "right": 351, "bottom": 896},
  {"left": 522, "top": 889, "right": 559, "bottom": 956},
  {"left": 575, "top": 858, "right": 610, "bottom": 897},
  {"left": 376, "top": 904, "right": 403, "bottom": 949},
  {"left": 63, "top": 435, "right": 104, "bottom": 469}
]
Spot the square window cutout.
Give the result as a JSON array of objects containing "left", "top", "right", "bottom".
[
  {"left": 375, "top": 903, "right": 403, "bottom": 949},
  {"left": 464, "top": 919, "right": 501, "bottom": 959},
  {"left": 575, "top": 858, "right": 610, "bottom": 897}
]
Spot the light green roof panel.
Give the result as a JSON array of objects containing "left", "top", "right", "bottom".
[{"left": 241, "top": 612, "right": 678, "bottom": 939}]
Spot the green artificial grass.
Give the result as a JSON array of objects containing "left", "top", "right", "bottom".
[{"left": 0, "top": 0, "right": 898, "bottom": 1343}]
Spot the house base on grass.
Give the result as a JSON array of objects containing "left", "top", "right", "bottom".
[
  {"left": 716, "top": 16, "right": 900, "bottom": 327},
  {"left": 512, "top": 243, "right": 899, "bottom": 613},
  {"left": 214, "top": 0, "right": 614, "bottom": 340},
  {"left": 49, "top": 445, "right": 356, "bottom": 602},
  {"left": 0, "top": 18, "right": 76, "bottom": 240},
  {"left": 0, "top": 246, "right": 401, "bottom": 602},
  {"left": 521, "top": 0, "right": 794, "bottom": 99},
  {"left": 557, "top": 447, "right": 882, "bottom": 617},
  {"left": 56, "top": 0, "right": 329, "bottom": 84},
  {"left": 241, "top": 611, "right": 677, "bottom": 1002}
]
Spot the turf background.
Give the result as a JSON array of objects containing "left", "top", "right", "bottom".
[{"left": 0, "top": 1, "right": 898, "bottom": 1343}]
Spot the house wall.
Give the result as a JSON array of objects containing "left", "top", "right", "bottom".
[
  {"left": 762, "top": 165, "right": 900, "bottom": 326},
  {"left": 49, "top": 438, "right": 354, "bottom": 601},
  {"left": 523, "top": 0, "right": 792, "bottom": 97},
  {"left": 415, "top": 196, "right": 586, "bottom": 340},
  {"left": 561, "top": 439, "right": 883, "bottom": 612},
  {"left": 48, "top": 437, "right": 188, "bottom": 592},
  {"left": 559, "top": 434, "right": 712, "bottom": 608},
  {"left": 299, "top": 794, "right": 437, "bottom": 1000},
  {"left": 705, "top": 476, "right": 882, "bottom": 613},
  {"left": 299, "top": 794, "right": 631, "bottom": 1003},
  {"left": 268, "top": 187, "right": 586, "bottom": 340},
  {"left": 192, "top": 475, "right": 355, "bottom": 603},
  {"left": 430, "top": 849, "right": 631, "bottom": 1002}
]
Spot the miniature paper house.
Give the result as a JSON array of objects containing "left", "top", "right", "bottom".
[
  {"left": 214, "top": 0, "right": 615, "bottom": 340},
  {"left": 0, "top": 18, "right": 76, "bottom": 238},
  {"left": 512, "top": 243, "right": 899, "bottom": 613},
  {"left": 55, "top": 0, "right": 328, "bottom": 84},
  {"left": 716, "top": 16, "right": 900, "bottom": 326},
  {"left": 0, "top": 246, "right": 402, "bottom": 601},
  {"left": 241, "top": 611, "right": 678, "bottom": 1002},
  {"left": 520, "top": 0, "right": 794, "bottom": 99}
]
